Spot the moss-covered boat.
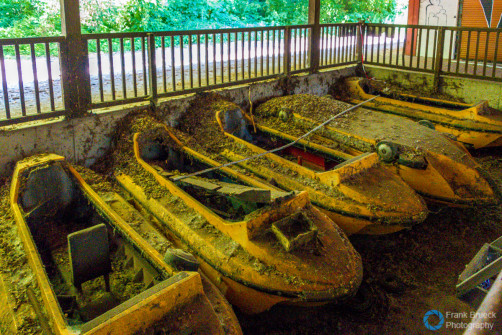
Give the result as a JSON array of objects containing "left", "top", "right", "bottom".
[
  {"left": 170, "top": 94, "right": 427, "bottom": 235},
  {"left": 255, "top": 94, "right": 501, "bottom": 207},
  {"left": 343, "top": 77, "right": 502, "bottom": 149},
  {"left": 6, "top": 154, "right": 241, "bottom": 334},
  {"left": 112, "top": 115, "right": 363, "bottom": 314}
]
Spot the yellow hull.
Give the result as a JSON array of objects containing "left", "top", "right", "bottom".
[
  {"left": 202, "top": 103, "right": 429, "bottom": 235},
  {"left": 114, "top": 126, "right": 363, "bottom": 313},
  {"left": 289, "top": 111, "right": 500, "bottom": 208},
  {"left": 344, "top": 77, "right": 502, "bottom": 149},
  {"left": 7, "top": 154, "right": 239, "bottom": 334}
]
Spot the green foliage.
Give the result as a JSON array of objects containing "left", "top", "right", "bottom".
[
  {"left": 81, "top": 0, "right": 120, "bottom": 33},
  {"left": 264, "top": 0, "right": 309, "bottom": 25},
  {"left": 321, "top": 0, "right": 399, "bottom": 23},
  {"left": 0, "top": 0, "right": 38, "bottom": 28},
  {"left": 0, "top": 0, "right": 400, "bottom": 39},
  {"left": 0, "top": 0, "right": 60, "bottom": 39}
]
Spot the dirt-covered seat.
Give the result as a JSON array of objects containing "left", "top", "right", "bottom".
[
  {"left": 21, "top": 164, "right": 74, "bottom": 219},
  {"left": 68, "top": 223, "right": 112, "bottom": 292}
]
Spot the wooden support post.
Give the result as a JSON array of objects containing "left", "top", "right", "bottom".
[
  {"left": 148, "top": 34, "right": 158, "bottom": 107},
  {"left": 284, "top": 27, "right": 292, "bottom": 75},
  {"left": 308, "top": 0, "right": 321, "bottom": 73},
  {"left": 60, "top": 0, "right": 91, "bottom": 117},
  {"left": 433, "top": 27, "right": 445, "bottom": 93},
  {"left": 356, "top": 21, "right": 364, "bottom": 65}
]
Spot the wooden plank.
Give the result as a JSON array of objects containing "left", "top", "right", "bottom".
[
  {"left": 179, "top": 177, "right": 272, "bottom": 203},
  {"left": 308, "top": 0, "right": 320, "bottom": 73}
]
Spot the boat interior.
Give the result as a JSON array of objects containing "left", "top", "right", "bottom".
[
  {"left": 18, "top": 162, "right": 167, "bottom": 330},
  {"left": 137, "top": 130, "right": 290, "bottom": 222}
]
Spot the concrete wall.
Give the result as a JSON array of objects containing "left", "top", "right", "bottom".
[
  {"left": 418, "top": 0, "right": 458, "bottom": 27},
  {"left": 416, "top": 0, "right": 459, "bottom": 58},
  {"left": 0, "top": 66, "right": 356, "bottom": 178},
  {"left": 365, "top": 65, "right": 502, "bottom": 109}
]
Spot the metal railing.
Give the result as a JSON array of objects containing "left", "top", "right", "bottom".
[
  {"left": 84, "top": 32, "right": 150, "bottom": 109},
  {"left": 362, "top": 23, "right": 502, "bottom": 88},
  {"left": 83, "top": 25, "right": 317, "bottom": 110},
  {"left": 0, "top": 36, "right": 66, "bottom": 125},
  {"left": 151, "top": 27, "right": 289, "bottom": 98},
  {"left": 3, "top": 22, "right": 502, "bottom": 126},
  {"left": 320, "top": 23, "right": 360, "bottom": 69},
  {"left": 443, "top": 27, "right": 502, "bottom": 80}
]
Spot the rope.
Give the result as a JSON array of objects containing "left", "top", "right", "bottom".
[
  {"left": 170, "top": 95, "right": 379, "bottom": 182},
  {"left": 359, "top": 21, "right": 371, "bottom": 80},
  {"left": 248, "top": 87, "right": 257, "bottom": 132}
]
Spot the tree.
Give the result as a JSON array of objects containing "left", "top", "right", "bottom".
[
  {"left": 0, "top": 0, "right": 39, "bottom": 28},
  {"left": 321, "top": 0, "right": 399, "bottom": 24},
  {"left": 0, "top": 0, "right": 400, "bottom": 38}
]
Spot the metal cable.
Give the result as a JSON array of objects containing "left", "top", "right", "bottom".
[{"left": 170, "top": 95, "right": 379, "bottom": 182}]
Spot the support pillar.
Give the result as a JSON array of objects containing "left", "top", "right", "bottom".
[
  {"left": 309, "top": 0, "right": 321, "bottom": 73},
  {"left": 60, "top": 0, "right": 91, "bottom": 117}
]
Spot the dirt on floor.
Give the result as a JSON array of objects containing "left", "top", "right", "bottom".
[
  {"left": 2, "top": 90, "right": 502, "bottom": 334},
  {"left": 0, "top": 182, "right": 43, "bottom": 334},
  {"left": 236, "top": 182, "right": 502, "bottom": 335}
]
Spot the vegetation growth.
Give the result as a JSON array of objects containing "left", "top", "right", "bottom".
[{"left": 0, "top": 0, "right": 400, "bottom": 38}]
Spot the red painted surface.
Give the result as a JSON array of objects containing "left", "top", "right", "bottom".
[
  {"left": 285, "top": 146, "right": 326, "bottom": 170},
  {"left": 405, "top": 0, "right": 420, "bottom": 56}
]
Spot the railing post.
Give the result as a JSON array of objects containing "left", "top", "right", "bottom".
[
  {"left": 356, "top": 21, "right": 364, "bottom": 65},
  {"left": 59, "top": 0, "right": 91, "bottom": 117},
  {"left": 308, "top": 0, "right": 321, "bottom": 73},
  {"left": 284, "top": 27, "right": 292, "bottom": 75},
  {"left": 148, "top": 33, "right": 158, "bottom": 107},
  {"left": 433, "top": 27, "right": 445, "bottom": 93}
]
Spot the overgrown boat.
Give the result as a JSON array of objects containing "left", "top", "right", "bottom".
[
  {"left": 172, "top": 94, "right": 427, "bottom": 235},
  {"left": 112, "top": 115, "right": 363, "bottom": 314},
  {"left": 7, "top": 153, "right": 241, "bottom": 334},
  {"left": 342, "top": 77, "right": 502, "bottom": 149},
  {"left": 255, "top": 94, "right": 501, "bottom": 207}
]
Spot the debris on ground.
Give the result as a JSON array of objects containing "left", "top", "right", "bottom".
[{"left": 0, "top": 183, "right": 43, "bottom": 334}]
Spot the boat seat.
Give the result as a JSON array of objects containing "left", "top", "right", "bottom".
[
  {"left": 21, "top": 164, "right": 75, "bottom": 219},
  {"left": 223, "top": 108, "right": 253, "bottom": 141},
  {"left": 68, "top": 224, "right": 112, "bottom": 291}
]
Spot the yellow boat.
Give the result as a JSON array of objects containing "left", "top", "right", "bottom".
[
  {"left": 254, "top": 94, "right": 501, "bottom": 208},
  {"left": 168, "top": 94, "right": 427, "bottom": 235},
  {"left": 112, "top": 115, "right": 363, "bottom": 314},
  {"left": 6, "top": 153, "right": 242, "bottom": 334},
  {"left": 343, "top": 77, "right": 502, "bottom": 149}
]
